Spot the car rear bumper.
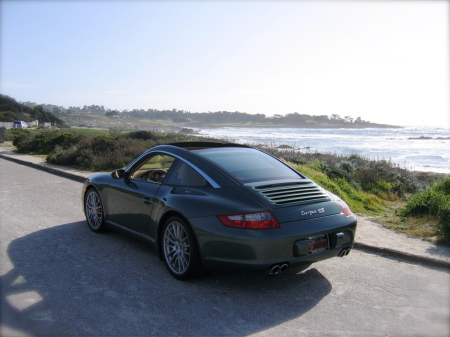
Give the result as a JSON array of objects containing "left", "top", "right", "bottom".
[
  {"left": 202, "top": 243, "right": 355, "bottom": 272},
  {"left": 191, "top": 213, "right": 357, "bottom": 273}
]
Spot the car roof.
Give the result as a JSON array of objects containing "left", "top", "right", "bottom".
[{"left": 166, "top": 142, "right": 251, "bottom": 151}]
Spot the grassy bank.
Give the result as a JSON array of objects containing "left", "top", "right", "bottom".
[{"left": 6, "top": 128, "right": 449, "bottom": 244}]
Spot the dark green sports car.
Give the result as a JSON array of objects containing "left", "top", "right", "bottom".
[{"left": 82, "top": 142, "right": 357, "bottom": 280}]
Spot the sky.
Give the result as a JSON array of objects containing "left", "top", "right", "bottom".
[{"left": 1, "top": 0, "right": 449, "bottom": 128}]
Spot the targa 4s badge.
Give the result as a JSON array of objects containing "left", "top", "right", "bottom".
[{"left": 301, "top": 208, "right": 325, "bottom": 217}]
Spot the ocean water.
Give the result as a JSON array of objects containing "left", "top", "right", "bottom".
[{"left": 197, "top": 127, "right": 450, "bottom": 174}]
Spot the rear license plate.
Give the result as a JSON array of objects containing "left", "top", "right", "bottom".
[{"left": 308, "top": 235, "right": 329, "bottom": 254}]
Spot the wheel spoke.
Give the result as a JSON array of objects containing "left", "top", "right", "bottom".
[{"left": 179, "top": 252, "right": 188, "bottom": 270}]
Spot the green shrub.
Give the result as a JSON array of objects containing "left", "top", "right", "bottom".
[
  {"left": 399, "top": 178, "right": 450, "bottom": 216},
  {"left": 5, "top": 128, "right": 29, "bottom": 141},
  {"left": 47, "top": 135, "right": 149, "bottom": 171},
  {"left": 434, "top": 177, "right": 450, "bottom": 194},
  {"left": 398, "top": 177, "right": 450, "bottom": 243},
  {"left": 339, "top": 160, "right": 355, "bottom": 173},
  {"left": 126, "top": 130, "right": 155, "bottom": 140},
  {"left": 12, "top": 130, "right": 34, "bottom": 152},
  {"left": 399, "top": 189, "right": 445, "bottom": 216},
  {"left": 13, "top": 130, "right": 87, "bottom": 154}
]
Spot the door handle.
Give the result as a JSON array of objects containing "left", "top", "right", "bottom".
[{"left": 143, "top": 197, "right": 153, "bottom": 204}]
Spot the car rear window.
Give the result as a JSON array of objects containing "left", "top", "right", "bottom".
[{"left": 193, "top": 148, "right": 302, "bottom": 183}]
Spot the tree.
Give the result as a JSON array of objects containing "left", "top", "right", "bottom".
[
  {"left": 344, "top": 116, "right": 354, "bottom": 123},
  {"left": 105, "top": 110, "right": 119, "bottom": 117},
  {"left": 330, "top": 114, "right": 342, "bottom": 121}
]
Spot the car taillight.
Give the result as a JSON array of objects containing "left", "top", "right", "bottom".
[
  {"left": 337, "top": 200, "right": 353, "bottom": 216},
  {"left": 217, "top": 211, "right": 280, "bottom": 229}
]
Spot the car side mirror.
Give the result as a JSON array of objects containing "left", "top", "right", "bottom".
[{"left": 111, "top": 169, "right": 125, "bottom": 179}]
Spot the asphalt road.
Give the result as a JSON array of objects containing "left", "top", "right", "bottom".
[{"left": 1, "top": 159, "right": 449, "bottom": 337}]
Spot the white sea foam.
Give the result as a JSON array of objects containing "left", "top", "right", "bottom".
[{"left": 197, "top": 127, "right": 450, "bottom": 173}]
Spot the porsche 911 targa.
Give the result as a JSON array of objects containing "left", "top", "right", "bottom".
[{"left": 82, "top": 142, "right": 357, "bottom": 280}]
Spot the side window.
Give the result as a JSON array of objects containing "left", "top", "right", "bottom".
[
  {"left": 129, "top": 154, "right": 175, "bottom": 183},
  {"left": 166, "top": 161, "right": 210, "bottom": 187}
]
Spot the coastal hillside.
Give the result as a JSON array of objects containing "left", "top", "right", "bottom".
[
  {"left": 2, "top": 95, "right": 400, "bottom": 129},
  {"left": 0, "top": 95, "right": 65, "bottom": 126}
]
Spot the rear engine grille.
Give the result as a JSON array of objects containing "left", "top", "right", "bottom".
[{"left": 254, "top": 182, "right": 330, "bottom": 205}]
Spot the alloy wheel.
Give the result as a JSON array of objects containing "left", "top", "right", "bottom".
[
  {"left": 85, "top": 190, "right": 104, "bottom": 231},
  {"left": 163, "top": 221, "right": 191, "bottom": 275}
]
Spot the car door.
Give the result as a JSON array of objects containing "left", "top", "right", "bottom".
[{"left": 106, "top": 153, "right": 176, "bottom": 233}]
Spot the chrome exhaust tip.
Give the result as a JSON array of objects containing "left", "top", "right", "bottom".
[
  {"left": 280, "top": 264, "right": 289, "bottom": 273},
  {"left": 269, "top": 265, "right": 280, "bottom": 275},
  {"left": 268, "top": 263, "right": 289, "bottom": 275},
  {"left": 339, "top": 248, "right": 351, "bottom": 257}
]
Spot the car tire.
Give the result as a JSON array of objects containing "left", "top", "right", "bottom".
[
  {"left": 84, "top": 189, "right": 106, "bottom": 233},
  {"left": 162, "top": 216, "right": 203, "bottom": 280}
]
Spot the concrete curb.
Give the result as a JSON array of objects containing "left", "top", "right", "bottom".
[
  {"left": 2, "top": 151, "right": 449, "bottom": 270},
  {"left": 353, "top": 243, "right": 450, "bottom": 269},
  {"left": 0, "top": 152, "right": 87, "bottom": 183}
]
